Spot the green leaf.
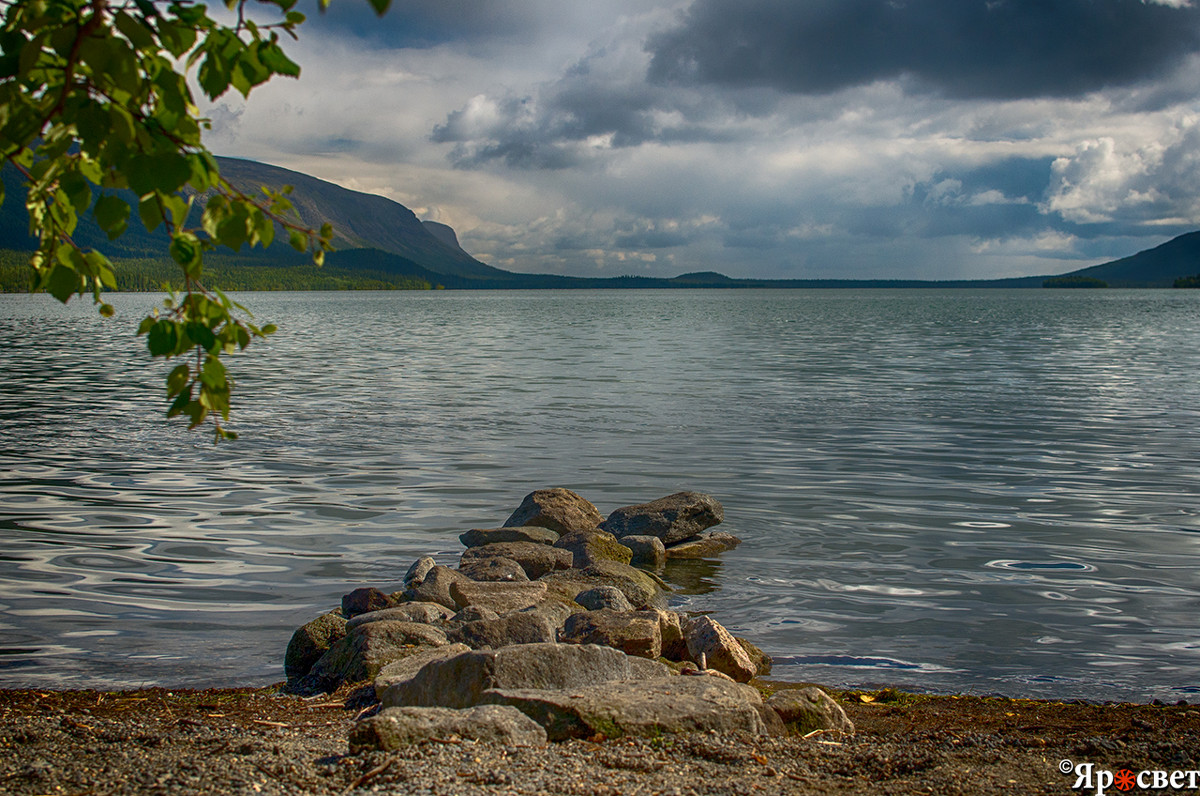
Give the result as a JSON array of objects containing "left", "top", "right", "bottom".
[
  {"left": 45, "top": 263, "right": 80, "bottom": 302},
  {"left": 170, "top": 232, "right": 202, "bottom": 276},
  {"left": 147, "top": 320, "right": 178, "bottom": 356},
  {"left": 166, "top": 363, "right": 190, "bottom": 396},
  {"left": 367, "top": 0, "right": 391, "bottom": 15},
  {"left": 93, "top": 195, "right": 130, "bottom": 239},
  {"left": 186, "top": 321, "right": 217, "bottom": 352},
  {"left": 258, "top": 42, "right": 300, "bottom": 77},
  {"left": 98, "top": 303, "right": 115, "bottom": 318}
]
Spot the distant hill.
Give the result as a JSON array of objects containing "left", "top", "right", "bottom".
[
  {"left": 4, "top": 155, "right": 1200, "bottom": 289},
  {"left": 1055, "top": 231, "right": 1200, "bottom": 288}
]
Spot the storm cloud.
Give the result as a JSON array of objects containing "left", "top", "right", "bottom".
[{"left": 647, "top": 0, "right": 1200, "bottom": 99}]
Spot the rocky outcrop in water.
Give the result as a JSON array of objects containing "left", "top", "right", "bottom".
[{"left": 284, "top": 489, "right": 851, "bottom": 747}]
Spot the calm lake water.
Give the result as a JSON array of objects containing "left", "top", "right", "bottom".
[{"left": 2, "top": 288, "right": 1199, "bottom": 700}]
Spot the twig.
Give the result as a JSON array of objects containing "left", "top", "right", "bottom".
[
  {"left": 340, "top": 758, "right": 393, "bottom": 795},
  {"left": 251, "top": 719, "right": 289, "bottom": 728}
]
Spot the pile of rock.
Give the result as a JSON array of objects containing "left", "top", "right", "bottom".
[{"left": 283, "top": 489, "right": 852, "bottom": 749}]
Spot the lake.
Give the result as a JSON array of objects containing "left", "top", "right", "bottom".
[{"left": 1, "top": 288, "right": 1198, "bottom": 700}]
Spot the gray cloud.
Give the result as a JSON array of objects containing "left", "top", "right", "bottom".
[{"left": 647, "top": 0, "right": 1200, "bottom": 100}]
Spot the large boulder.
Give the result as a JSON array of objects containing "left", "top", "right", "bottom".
[
  {"left": 582, "top": 560, "right": 670, "bottom": 609},
  {"left": 384, "top": 643, "right": 648, "bottom": 710},
  {"left": 306, "top": 620, "right": 449, "bottom": 689},
  {"left": 553, "top": 529, "right": 632, "bottom": 568},
  {"left": 560, "top": 610, "right": 662, "bottom": 659},
  {"left": 664, "top": 531, "right": 742, "bottom": 559},
  {"left": 481, "top": 676, "right": 769, "bottom": 741},
  {"left": 402, "top": 565, "right": 471, "bottom": 610},
  {"left": 457, "top": 556, "right": 530, "bottom": 582},
  {"left": 284, "top": 612, "right": 347, "bottom": 683},
  {"left": 766, "top": 687, "right": 855, "bottom": 735},
  {"left": 341, "top": 587, "right": 398, "bottom": 619},
  {"left": 350, "top": 705, "right": 548, "bottom": 751},
  {"left": 448, "top": 612, "right": 557, "bottom": 649},
  {"left": 459, "top": 527, "right": 560, "bottom": 548},
  {"left": 504, "top": 489, "right": 605, "bottom": 536},
  {"left": 460, "top": 542, "right": 572, "bottom": 580},
  {"left": 449, "top": 580, "right": 548, "bottom": 614},
  {"left": 684, "top": 616, "right": 757, "bottom": 683},
  {"left": 601, "top": 492, "right": 724, "bottom": 546},
  {"left": 346, "top": 602, "right": 454, "bottom": 629},
  {"left": 653, "top": 609, "right": 689, "bottom": 661},
  {"left": 374, "top": 643, "right": 472, "bottom": 700}
]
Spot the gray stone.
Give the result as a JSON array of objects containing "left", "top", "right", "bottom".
[
  {"left": 665, "top": 531, "right": 743, "bottom": 559},
  {"left": 449, "top": 605, "right": 501, "bottom": 624},
  {"left": 403, "top": 556, "right": 436, "bottom": 587},
  {"left": 448, "top": 613, "right": 557, "bottom": 649},
  {"left": 386, "top": 643, "right": 645, "bottom": 709},
  {"left": 459, "top": 526, "right": 560, "bottom": 548},
  {"left": 574, "top": 586, "right": 633, "bottom": 612},
  {"left": 350, "top": 705, "right": 548, "bottom": 751},
  {"left": 621, "top": 535, "right": 666, "bottom": 569},
  {"left": 553, "top": 529, "right": 633, "bottom": 568},
  {"left": 653, "top": 609, "right": 689, "bottom": 661},
  {"left": 374, "top": 643, "right": 472, "bottom": 700},
  {"left": 582, "top": 560, "right": 670, "bottom": 609},
  {"left": 457, "top": 556, "right": 530, "bottom": 582},
  {"left": 306, "top": 620, "right": 449, "bottom": 688},
  {"left": 504, "top": 488, "right": 605, "bottom": 536},
  {"left": 460, "top": 542, "right": 572, "bottom": 580},
  {"left": 402, "top": 565, "right": 471, "bottom": 610},
  {"left": 514, "top": 594, "right": 585, "bottom": 632},
  {"left": 684, "top": 616, "right": 756, "bottom": 683},
  {"left": 561, "top": 610, "right": 662, "bottom": 659},
  {"left": 449, "top": 580, "right": 548, "bottom": 613},
  {"left": 539, "top": 565, "right": 665, "bottom": 611},
  {"left": 601, "top": 492, "right": 724, "bottom": 546},
  {"left": 481, "top": 676, "right": 769, "bottom": 741},
  {"left": 766, "top": 687, "right": 855, "bottom": 735},
  {"left": 284, "top": 612, "right": 347, "bottom": 683},
  {"left": 346, "top": 602, "right": 454, "bottom": 630},
  {"left": 341, "top": 587, "right": 398, "bottom": 619},
  {"left": 736, "top": 636, "right": 772, "bottom": 677}
]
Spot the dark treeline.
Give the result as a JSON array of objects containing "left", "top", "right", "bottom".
[{"left": 0, "top": 250, "right": 433, "bottom": 293}]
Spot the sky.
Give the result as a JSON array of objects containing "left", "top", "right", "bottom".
[{"left": 203, "top": 0, "right": 1200, "bottom": 280}]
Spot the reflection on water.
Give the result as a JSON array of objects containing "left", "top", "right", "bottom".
[
  {"left": 662, "top": 558, "right": 724, "bottom": 595},
  {"left": 2, "top": 289, "right": 1200, "bottom": 700}
]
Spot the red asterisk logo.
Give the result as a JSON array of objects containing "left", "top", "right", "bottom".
[{"left": 1114, "top": 769, "right": 1136, "bottom": 791}]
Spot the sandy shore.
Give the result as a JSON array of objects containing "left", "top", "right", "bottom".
[{"left": 2, "top": 681, "right": 1197, "bottom": 795}]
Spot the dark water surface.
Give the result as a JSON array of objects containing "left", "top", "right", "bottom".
[{"left": 2, "top": 289, "right": 1198, "bottom": 700}]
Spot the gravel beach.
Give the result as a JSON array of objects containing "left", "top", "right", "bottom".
[{"left": 3, "top": 681, "right": 1197, "bottom": 795}]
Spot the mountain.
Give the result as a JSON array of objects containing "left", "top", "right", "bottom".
[
  {"left": 1054, "top": 231, "right": 1200, "bottom": 288},
  {"left": 4, "top": 155, "right": 1200, "bottom": 288}
]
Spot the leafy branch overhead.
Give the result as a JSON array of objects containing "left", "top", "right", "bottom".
[{"left": 0, "top": 0, "right": 389, "bottom": 441}]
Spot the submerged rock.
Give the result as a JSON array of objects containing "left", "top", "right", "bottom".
[
  {"left": 504, "top": 489, "right": 605, "bottom": 536},
  {"left": 621, "top": 535, "right": 666, "bottom": 569},
  {"left": 601, "top": 492, "right": 724, "bottom": 546},
  {"left": 665, "top": 530, "right": 742, "bottom": 559}
]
